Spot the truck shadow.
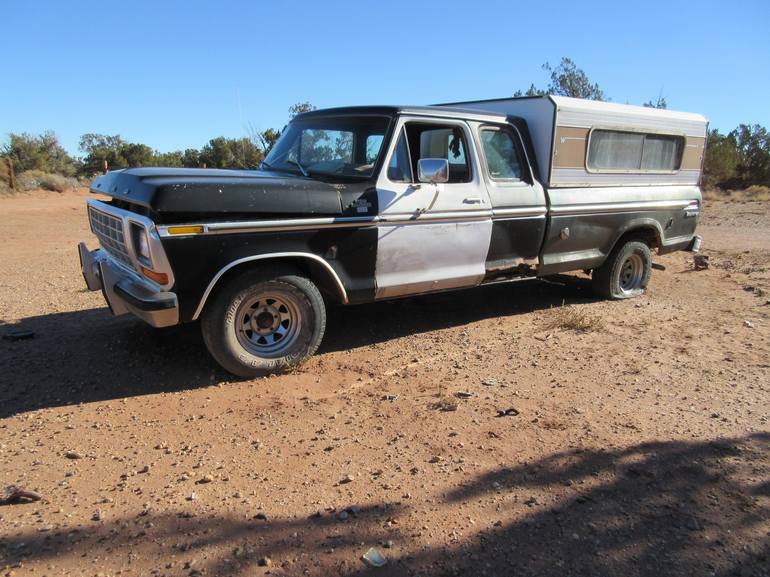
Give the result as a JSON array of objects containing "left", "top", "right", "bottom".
[
  {"left": 320, "top": 274, "right": 596, "bottom": 353},
  {"left": 2, "top": 433, "right": 767, "bottom": 576},
  {"left": 0, "top": 275, "right": 596, "bottom": 418}
]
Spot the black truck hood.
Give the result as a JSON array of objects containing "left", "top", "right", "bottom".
[{"left": 90, "top": 167, "right": 345, "bottom": 217}]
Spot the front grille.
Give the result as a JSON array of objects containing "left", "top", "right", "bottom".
[{"left": 88, "top": 206, "right": 134, "bottom": 269}]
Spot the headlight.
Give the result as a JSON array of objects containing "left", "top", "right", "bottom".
[{"left": 131, "top": 223, "right": 151, "bottom": 265}]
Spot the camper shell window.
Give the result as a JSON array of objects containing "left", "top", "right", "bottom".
[{"left": 587, "top": 129, "right": 685, "bottom": 173}]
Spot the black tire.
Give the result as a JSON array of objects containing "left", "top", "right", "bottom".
[
  {"left": 201, "top": 268, "right": 326, "bottom": 377},
  {"left": 592, "top": 240, "right": 652, "bottom": 300}
]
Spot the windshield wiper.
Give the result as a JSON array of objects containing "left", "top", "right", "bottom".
[
  {"left": 286, "top": 159, "right": 309, "bottom": 177},
  {"left": 260, "top": 160, "right": 272, "bottom": 171}
]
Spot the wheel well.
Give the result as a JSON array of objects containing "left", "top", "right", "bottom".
[
  {"left": 195, "top": 256, "right": 346, "bottom": 319},
  {"left": 613, "top": 226, "right": 661, "bottom": 253}
]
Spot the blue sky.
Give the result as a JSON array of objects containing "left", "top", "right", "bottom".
[{"left": 2, "top": 0, "right": 768, "bottom": 156}]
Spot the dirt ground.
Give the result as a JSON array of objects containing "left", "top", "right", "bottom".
[{"left": 1, "top": 189, "right": 768, "bottom": 577}]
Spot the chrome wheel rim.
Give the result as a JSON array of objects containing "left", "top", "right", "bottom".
[
  {"left": 619, "top": 253, "right": 645, "bottom": 294},
  {"left": 235, "top": 292, "right": 302, "bottom": 357}
]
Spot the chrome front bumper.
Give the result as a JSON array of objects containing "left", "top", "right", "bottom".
[{"left": 78, "top": 242, "right": 179, "bottom": 328}]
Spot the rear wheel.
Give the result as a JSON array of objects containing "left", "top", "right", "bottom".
[
  {"left": 592, "top": 240, "right": 652, "bottom": 299},
  {"left": 201, "top": 269, "right": 326, "bottom": 377}
]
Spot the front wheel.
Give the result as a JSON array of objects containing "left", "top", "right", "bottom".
[
  {"left": 201, "top": 269, "right": 326, "bottom": 377},
  {"left": 592, "top": 240, "right": 652, "bottom": 299}
]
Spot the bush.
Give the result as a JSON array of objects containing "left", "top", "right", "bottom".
[
  {"left": 0, "top": 159, "right": 8, "bottom": 185},
  {"left": 745, "top": 184, "right": 770, "bottom": 199},
  {"left": 17, "top": 170, "right": 78, "bottom": 192}
]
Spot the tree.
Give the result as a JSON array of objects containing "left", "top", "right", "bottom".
[
  {"left": 544, "top": 58, "right": 605, "bottom": 100},
  {"left": 121, "top": 142, "right": 154, "bottom": 168},
  {"left": 3, "top": 131, "right": 77, "bottom": 175},
  {"left": 514, "top": 58, "right": 605, "bottom": 100},
  {"left": 199, "top": 137, "right": 263, "bottom": 169},
  {"left": 731, "top": 124, "right": 770, "bottom": 187},
  {"left": 288, "top": 101, "right": 316, "bottom": 119},
  {"left": 181, "top": 148, "right": 201, "bottom": 168},
  {"left": 79, "top": 133, "right": 129, "bottom": 174},
  {"left": 702, "top": 130, "right": 740, "bottom": 189},
  {"left": 254, "top": 128, "right": 281, "bottom": 156},
  {"left": 702, "top": 125, "right": 770, "bottom": 190},
  {"left": 153, "top": 150, "right": 185, "bottom": 167},
  {"left": 513, "top": 84, "right": 546, "bottom": 98},
  {"left": 643, "top": 96, "right": 668, "bottom": 109}
]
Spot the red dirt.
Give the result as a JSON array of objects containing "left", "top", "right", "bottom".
[{"left": 1, "top": 190, "right": 768, "bottom": 577}]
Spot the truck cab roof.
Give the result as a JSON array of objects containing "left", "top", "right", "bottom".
[{"left": 295, "top": 104, "right": 511, "bottom": 124}]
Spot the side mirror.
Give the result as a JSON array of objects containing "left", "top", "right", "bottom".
[{"left": 417, "top": 158, "right": 449, "bottom": 184}]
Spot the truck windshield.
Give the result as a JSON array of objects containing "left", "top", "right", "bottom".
[{"left": 263, "top": 115, "right": 391, "bottom": 178}]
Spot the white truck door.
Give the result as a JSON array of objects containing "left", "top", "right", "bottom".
[{"left": 375, "top": 117, "right": 493, "bottom": 299}]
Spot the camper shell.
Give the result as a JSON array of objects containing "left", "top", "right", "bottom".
[{"left": 441, "top": 95, "right": 708, "bottom": 188}]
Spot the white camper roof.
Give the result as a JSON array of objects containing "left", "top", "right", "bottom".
[{"left": 548, "top": 95, "right": 708, "bottom": 137}]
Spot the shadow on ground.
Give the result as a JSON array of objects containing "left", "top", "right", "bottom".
[
  {"left": 0, "top": 276, "right": 595, "bottom": 418},
  {"left": 2, "top": 434, "right": 767, "bottom": 576}
]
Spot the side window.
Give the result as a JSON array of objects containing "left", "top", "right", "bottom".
[
  {"left": 414, "top": 126, "right": 471, "bottom": 183},
  {"left": 587, "top": 129, "right": 684, "bottom": 172},
  {"left": 366, "top": 134, "right": 384, "bottom": 164},
  {"left": 480, "top": 129, "right": 523, "bottom": 180},
  {"left": 387, "top": 129, "right": 412, "bottom": 182},
  {"left": 396, "top": 123, "right": 471, "bottom": 184}
]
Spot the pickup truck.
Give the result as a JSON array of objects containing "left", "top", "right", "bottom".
[{"left": 78, "top": 95, "right": 706, "bottom": 376}]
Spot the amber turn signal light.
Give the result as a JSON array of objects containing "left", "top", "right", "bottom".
[
  {"left": 141, "top": 266, "right": 169, "bottom": 285},
  {"left": 166, "top": 225, "right": 204, "bottom": 235}
]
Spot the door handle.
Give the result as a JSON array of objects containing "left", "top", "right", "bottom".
[{"left": 463, "top": 197, "right": 484, "bottom": 204}]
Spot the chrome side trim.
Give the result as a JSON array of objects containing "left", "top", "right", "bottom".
[
  {"left": 550, "top": 199, "right": 691, "bottom": 216},
  {"left": 160, "top": 210, "right": 521, "bottom": 236},
  {"left": 158, "top": 216, "right": 376, "bottom": 237},
  {"left": 192, "top": 252, "right": 348, "bottom": 320},
  {"left": 377, "top": 210, "right": 491, "bottom": 225},
  {"left": 491, "top": 206, "right": 548, "bottom": 218}
]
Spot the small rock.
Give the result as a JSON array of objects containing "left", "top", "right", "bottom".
[
  {"left": 338, "top": 511, "right": 349, "bottom": 520},
  {"left": 693, "top": 254, "right": 709, "bottom": 270},
  {"left": 481, "top": 378, "right": 498, "bottom": 386},
  {"left": 257, "top": 556, "right": 272, "bottom": 567},
  {"left": 429, "top": 456, "right": 443, "bottom": 463},
  {"left": 383, "top": 540, "right": 394, "bottom": 549},
  {"left": 340, "top": 474, "right": 355, "bottom": 484},
  {"left": 1, "top": 485, "right": 42, "bottom": 504},
  {"left": 92, "top": 510, "right": 103, "bottom": 521},
  {"left": 197, "top": 474, "right": 213, "bottom": 484},
  {"left": 744, "top": 320, "right": 754, "bottom": 328},
  {"left": 139, "top": 465, "right": 150, "bottom": 474},
  {"left": 187, "top": 493, "right": 197, "bottom": 501},
  {"left": 254, "top": 512, "right": 267, "bottom": 520},
  {"left": 362, "top": 547, "right": 387, "bottom": 567},
  {"left": 64, "top": 451, "right": 82, "bottom": 460}
]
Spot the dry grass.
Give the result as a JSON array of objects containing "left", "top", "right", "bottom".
[
  {"left": 544, "top": 302, "right": 604, "bottom": 333},
  {"left": 16, "top": 170, "right": 79, "bottom": 193},
  {"left": 703, "top": 187, "right": 770, "bottom": 202}
]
